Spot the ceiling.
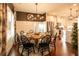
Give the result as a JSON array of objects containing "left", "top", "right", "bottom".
[{"left": 13, "top": 3, "right": 79, "bottom": 16}]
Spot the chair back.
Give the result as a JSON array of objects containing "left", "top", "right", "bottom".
[
  {"left": 30, "top": 39, "right": 35, "bottom": 45},
  {"left": 53, "top": 33, "right": 57, "bottom": 44},
  {"left": 45, "top": 35, "right": 51, "bottom": 44},
  {"left": 54, "top": 33, "right": 57, "bottom": 40},
  {"left": 40, "top": 35, "right": 51, "bottom": 44},
  {"left": 16, "top": 33, "right": 21, "bottom": 44},
  {"left": 40, "top": 36, "right": 46, "bottom": 43},
  {"left": 20, "top": 35, "right": 30, "bottom": 44},
  {"left": 20, "top": 31, "right": 24, "bottom": 35}
]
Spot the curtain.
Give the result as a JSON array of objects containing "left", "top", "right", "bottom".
[{"left": 47, "top": 21, "right": 54, "bottom": 37}]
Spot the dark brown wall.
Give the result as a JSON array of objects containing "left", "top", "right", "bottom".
[
  {"left": 16, "top": 11, "right": 46, "bottom": 22},
  {"left": 16, "top": 11, "right": 26, "bottom": 21}
]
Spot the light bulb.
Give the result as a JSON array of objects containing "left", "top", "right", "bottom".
[{"left": 73, "top": 4, "right": 77, "bottom": 6}]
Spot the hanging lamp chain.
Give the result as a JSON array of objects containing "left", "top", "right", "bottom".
[{"left": 35, "top": 3, "right": 38, "bottom": 14}]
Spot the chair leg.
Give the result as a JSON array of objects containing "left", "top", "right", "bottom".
[
  {"left": 41, "top": 49, "right": 43, "bottom": 56},
  {"left": 48, "top": 46, "right": 50, "bottom": 55},
  {"left": 21, "top": 47, "right": 24, "bottom": 56},
  {"left": 33, "top": 47, "right": 35, "bottom": 53},
  {"left": 54, "top": 43, "right": 55, "bottom": 47},
  {"left": 27, "top": 49, "right": 29, "bottom": 56},
  {"left": 38, "top": 47, "right": 40, "bottom": 52}
]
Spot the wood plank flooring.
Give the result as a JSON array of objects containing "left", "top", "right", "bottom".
[{"left": 8, "top": 36, "right": 75, "bottom": 56}]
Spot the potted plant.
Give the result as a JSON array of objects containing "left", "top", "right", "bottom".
[{"left": 71, "top": 23, "right": 78, "bottom": 56}]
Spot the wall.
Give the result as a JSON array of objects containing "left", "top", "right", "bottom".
[
  {"left": 16, "top": 21, "right": 46, "bottom": 34},
  {"left": 46, "top": 15, "right": 56, "bottom": 35},
  {"left": 16, "top": 21, "right": 35, "bottom": 34}
]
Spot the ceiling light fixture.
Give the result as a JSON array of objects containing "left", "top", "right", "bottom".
[
  {"left": 35, "top": 3, "right": 40, "bottom": 19},
  {"left": 68, "top": 7, "right": 78, "bottom": 20},
  {"left": 35, "top": 3, "right": 45, "bottom": 20},
  {"left": 26, "top": 3, "right": 46, "bottom": 21},
  {"left": 73, "top": 4, "right": 77, "bottom": 6}
]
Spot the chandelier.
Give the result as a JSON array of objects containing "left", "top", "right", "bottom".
[
  {"left": 35, "top": 3, "right": 38, "bottom": 14},
  {"left": 68, "top": 7, "right": 78, "bottom": 20},
  {"left": 34, "top": 3, "right": 45, "bottom": 20},
  {"left": 26, "top": 3, "right": 46, "bottom": 21}
]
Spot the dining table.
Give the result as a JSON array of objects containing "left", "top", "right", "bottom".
[
  {"left": 31, "top": 34, "right": 42, "bottom": 45},
  {"left": 26, "top": 33, "right": 41, "bottom": 44},
  {"left": 26, "top": 32, "right": 50, "bottom": 45}
]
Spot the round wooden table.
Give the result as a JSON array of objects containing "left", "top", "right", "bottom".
[{"left": 31, "top": 34, "right": 41, "bottom": 45}]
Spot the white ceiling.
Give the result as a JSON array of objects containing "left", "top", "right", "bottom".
[{"left": 13, "top": 3, "right": 79, "bottom": 16}]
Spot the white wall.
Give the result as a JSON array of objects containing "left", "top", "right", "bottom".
[
  {"left": 16, "top": 21, "right": 34, "bottom": 33},
  {"left": 16, "top": 21, "right": 47, "bottom": 34}
]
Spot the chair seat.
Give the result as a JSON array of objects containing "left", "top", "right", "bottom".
[{"left": 23, "top": 43, "right": 34, "bottom": 48}]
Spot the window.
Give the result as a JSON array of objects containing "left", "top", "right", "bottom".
[{"left": 37, "top": 22, "right": 46, "bottom": 32}]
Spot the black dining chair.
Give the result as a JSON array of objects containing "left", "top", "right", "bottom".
[
  {"left": 0, "top": 38, "right": 1, "bottom": 46},
  {"left": 15, "top": 33, "right": 23, "bottom": 55},
  {"left": 20, "top": 35, "right": 35, "bottom": 56},
  {"left": 51, "top": 33, "right": 57, "bottom": 55},
  {"left": 38, "top": 35, "right": 51, "bottom": 56},
  {"left": 16, "top": 33, "right": 22, "bottom": 45},
  {"left": 52, "top": 33, "right": 57, "bottom": 47}
]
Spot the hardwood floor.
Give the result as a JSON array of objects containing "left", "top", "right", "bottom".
[
  {"left": 8, "top": 37, "right": 75, "bottom": 56},
  {"left": 55, "top": 38, "right": 75, "bottom": 56}
]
